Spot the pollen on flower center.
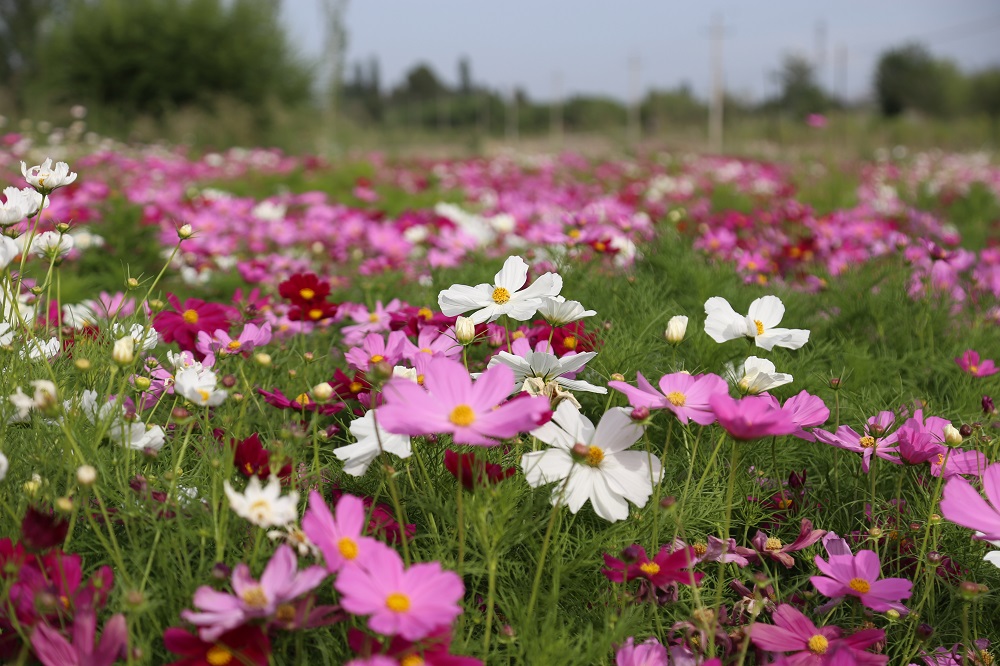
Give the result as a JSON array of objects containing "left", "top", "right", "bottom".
[
  {"left": 275, "top": 603, "right": 296, "bottom": 623},
  {"left": 349, "top": 381, "right": 363, "bottom": 393},
  {"left": 417, "top": 307, "right": 433, "bottom": 320},
  {"left": 848, "top": 577, "right": 871, "bottom": 594},
  {"left": 248, "top": 500, "right": 272, "bottom": 520},
  {"left": 368, "top": 312, "right": 379, "bottom": 323},
  {"left": 586, "top": 445, "right": 604, "bottom": 467},
  {"left": 182, "top": 309, "right": 199, "bottom": 324},
  {"left": 240, "top": 586, "right": 268, "bottom": 609},
  {"left": 563, "top": 335, "right": 577, "bottom": 349},
  {"left": 765, "top": 537, "right": 783, "bottom": 551},
  {"left": 449, "top": 404, "right": 476, "bottom": 426},
  {"left": 859, "top": 436, "right": 876, "bottom": 448},
  {"left": 197, "top": 389, "right": 211, "bottom": 403},
  {"left": 491, "top": 286, "right": 511, "bottom": 304},
  {"left": 309, "top": 308, "right": 324, "bottom": 320},
  {"left": 693, "top": 542, "right": 708, "bottom": 556},
  {"left": 970, "top": 365, "right": 979, "bottom": 374},
  {"left": 666, "top": 391, "right": 686, "bottom": 407},
  {"left": 400, "top": 655, "right": 425, "bottom": 666},
  {"left": 753, "top": 319, "right": 764, "bottom": 336},
  {"left": 338, "top": 537, "right": 358, "bottom": 560},
  {"left": 299, "top": 288, "right": 315, "bottom": 300},
  {"left": 205, "top": 645, "right": 234, "bottom": 666},
  {"left": 807, "top": 634, "right": 829, "bottom": 655},
  {"left": 226, "top": 341, "right": 242, "bottom": 351},
  {"left": 370, "top": 354, "right": 385, "bottom": 363},
  {"left": 386, "top": 592, "right": 411, "bottom": 612},
  {"left": 295, "top": 393, "right": 311, "bottom": 406},
  {"left": 639, "top": 562, "right": 661, "bottom": 576}
]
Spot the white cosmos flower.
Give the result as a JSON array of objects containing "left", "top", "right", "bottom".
[
  {"left": 113, "top": 322, "right": 160, "bottom": 351},
  {"left": 0, "top": 451, "right": 7, "bottom": 481},
  {"left": 22, "top": 158, "right": 77, "bottom": 194},
  {"left": 536, "top": 296, "right": 596, "bottom": 326},
  {"left": 62, "top": 303, "right": 97, "bottom": 329},
  {"left": 109, "top": 421, "right": 165, "bottom": 452},
  {"left": 30, "top": 231, "right": 74, "bottom": 259},
  {"left": 22, "top": 337, "right": 61, "bottom": 360},
  {"left": 487, "top": 339, "right": 606, "bottom": 395},
  {"left": 727, "top": 356, "right": 793, "bottom": 394},
  {"left": 0, "top": 236, "right": 18, "bottom": 269},
  {"left": 174, "top": 368, "right": 227, "bottom": 406},
  {"left": 978, "top": 535, "right": 1000, "bottom": 569},
  {"left": 334, "top": 409, "right": 412, "bottom": 477},
  {"left": 0, "top": 322, "right": 13, "bottom": 346},
  {"left": 438, "top": 255, "right": 563, "bottom": 325},
  {"left": 521, "top": 401, "right": 662, "bottom": 522},
  {"left": 704, "top": 295, "right": 809, "bottom": 351},
  {"left": 0, "top": 187, "right": 39, "bottom": 227},
  {"left": 224, "top": 475, "right": 299, "bottom": 529}
]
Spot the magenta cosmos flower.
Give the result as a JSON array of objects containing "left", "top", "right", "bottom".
[
  {"left": 781, "top": 390, "right": 830, "bottom": 441},
  {"left": 940, "top": 461, "right": 1000, "bottom": 540},
  {"left": 602, "top": 545, "right": 704, "bottom": 588},
  {"left": 709, "top": 393, "right": 797, "bottom": 441},
  {"left": 154, "top": 294, "right": 235, "bottom": 352},
  {"left": 335, "top": 542, "right": 464, "bottom": 641},
  {"left": 751, "top": 604, "right": 887, "bottom": 665},
  {"left": 302, "top": 491, "right": 381, "bottom": 573},
  {"left": 31, "top": 609, "right": 128, "bottom": 666},
  {"left": 608, "top": 371, "right": 727, "bottom": 425},
  {"left": 181, "top": 545, "right": 327, "bottom": 641},
  {"left": 955, "top": 350, "right": 999, "bottom": 377},
  {"left": 810, "top": 548, "right": 912, "bottom": 613},
  {"left": 378, "top": 356, "right": 550, "bottom": 446}
]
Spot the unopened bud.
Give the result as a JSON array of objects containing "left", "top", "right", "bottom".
[
  {"left": 312, "top": 382, "right": 334, "bottom": 402},
  {"left": 74, "top": 358, "right": 92, "bottom": 372},
  {"left": 959, "top": 424, "right": 973, "bottom": 438},
  {"left": 55, "top": 222, "right": 70, "bottom": 233},
  {"left": 55, "top": 497, "right": 73, "bottom": 512},
  {"left": 959, "top": 580, "right": 983, "bottom": 600},
  {"left": 620, "top": 544, "right": 643, "bottom": 562},
  {"left": 659, "top": 496, "right": 677, "bottom": 510},
  {"left": 630, "top": 406, "right": 650, "bottom": 421},
  {"left": 829, "top": 377, "right": 841, "bottom": 390},
  {"left": 370, "top": 360, "right": 394, "bottom": 384},
  {"left": 610, "top": 373, "right": 625, "bottom": 383},
  {"left": 926, "top": 551, "right": 942, "bottom": 566},
  {"left": 303, "top": 352, "right": 315, "bottom": 363},
  {"left": 177, "top": 224, "right": 193, "bottom": 239},
  {"left": 126, "top": 277, "right": 140, "bottom": 290},
  {"left": 254, "top": 352, "right": 272, "bottom": 367},
  {"left": 172, "top": 406, "right": 191, "bottom": 421},
  {"left": 885, "top": 609, "right": 900, "bottom": 620},
  {"left": 664, "top": 315, "right": 688, "bottom": 345},
  {"left": 868, "top": 527, "right": 883, "bottom": 539},
  {"left": 76, "top": 465, "right": 97, "bottom": 486},
  {"left": 112, "top": 335, "right": 135, "bottom": 365},
  {"left": 134, "top": 376, "right": 151, "bottom": 391},
  {"left": 455, "top": 316, "right": 476, "bottom": 344},
  {"left": 984, "top": 395, "right": 996, "bottom": 415},
  {"left": 943, "top": 424, "right": 963, "bottom": 446},
  {"left": 148, "top": 299, "right": 165, "bottom": 312},
  {"left": 571, "top": 442, "right": 589, "bottom": 460},
  {"left": 916, "top": 623, "right": 934, "bottom": 640},
  {"left": 221, "top": 374, "right": 237, "bottom": 388}
]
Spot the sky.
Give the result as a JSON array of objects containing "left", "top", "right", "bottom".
[{"left": 280, "top": 1, "right": 1000, "bottom": 103}]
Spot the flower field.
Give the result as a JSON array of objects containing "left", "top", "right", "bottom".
[{"left": 1, "top": 135, "right": 1000, "bottom": 664}]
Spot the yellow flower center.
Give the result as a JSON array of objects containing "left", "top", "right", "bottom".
[
  {"left": 309, "top": 308, "right": 324, "bottom": 320},
  {"left": 848, "top": 577, "right": 871, "bottom": 594},
  {"left": 417, "top": 374, "right": 425, "bottom": 385},
  {"left": 970, "top": 365, "right": 979, "bottom": 374},
  {"left": 562, "top": 335, "right": 577, "bottom": 350},
  {"left": 594, "top": 241, "right": 607, "bottom": 252},
  {"left": 275, "top": 603, "right": 296, "bottom": 623},
  {"left": 338, "top": 537, "right": 358, "bottom": 560},
  {"left": 206, "top": 645, "right": 234, "bottom": 665},
  {"left": 765, "top": 537, "right": 783, "bottom": 551},
  {"left": 370, "top": 354, "right": 385, "bottom": 363},
  {"left": 368, "top": 312, "right": 379, "bottom": 323},
  {"left": 859, "top": 436, "right": 876, "bottom": 448},
  {"left": 197, "top": 389, "right": 211, "bottom": 403},
  {"left": 417, "top": 307, "right": 433, "bottom": 320},
  {"left": 226, "top": 340, "right": 242, "bottom": 351},
  {"left": 568, "top": 228, "right": 581, "bottom": 238},
  {"left": 295, "top": 393, "right": 311, "bottom": 406},
  {"left": 753, "top": 319, "right": 764, "bottom": 336},
  {"left": 182, "top": 309, "right": 199, "bottom": 324},
  {"left": 693, "top": 542, "right": 708, "bottom": 556},
  {"left": 240, "top": 586, "right": 268, "bottom": 609},
  {"left": 419, "top": 347, "right": 432, "bottom": 354},
  {"left": 248, "top": 500, "right": 271, "bottom": 521},
  {"left": 400, "top": 656, "right": 425, "bottom": 666},
  {"left": 808, "top": 634, "right": 829, "bottom": 655},
  {"left": 511, "top": 330, "right": 525, "bottom": 339},
  {"left": 492, "top": 287, "right": 511, "bottom": 304},
  {"left": 586, "top": 445, "right": 604, "bottom": 467},
  {"left": 639, "top": 562, "right": 661, "bottom": 576},
  {"left": 349, "top": 381, "right": 363, "bottom": 393},
  {"left": 449, "top": 404, "right": 476, "bottom": 426},
  {"left": 776, "top": 497, "right": 793, "bottom": 509},
  {"left": 299, "top": 288, "right": 315, "bottom": 300},
  {"left": 386, "top": 592, "right": 411, "bottom": 612},
  {"left": 666, "top": 391, "right": 686, "bottom": 407}
]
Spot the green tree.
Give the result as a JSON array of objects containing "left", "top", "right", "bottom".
[
  {"left": 874, "top": 42, "right": 965, "bottom": 118},
  {"left": 0, "top": 0, "right": 69, "bottom": 111},
  {"left": 970, "top": 66, "right": 1000, "bottom": 137},
  {"left": 769, "top": 54, "right": 829, "bottom": 119},
  {"left": 37, "top": 0, "right": 312, "bottom": 119}
]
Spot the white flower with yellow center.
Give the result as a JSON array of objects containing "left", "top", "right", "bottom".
[
  {"left": 727, "top": 356, "right": 793, "bottom": 395},
  {"left": 174, "top": 368, "right": 227, "bottom": 407},
  {"left": 334, "top": 409, "right": 412, "bottom": 477},
  {"left": 438, "top": 255, "right": 563, "bottom": 325},
  {"left": 487, "top": 340, "right": 606, "bottom": 395},
  {"left": 521, "top": 402, "right": 662, "bottom": 522},
  {"left": 536, "top": 296, "right": 596, "bottom": 326},
  {"left": 224, "top": 476, "right": 299, "bottom": 529},
  {"left": 22, "top": 158, "right": 77, "bottom": 194},
  {"left": 704, "top": 295, "right": 809, "bottom": 351}
]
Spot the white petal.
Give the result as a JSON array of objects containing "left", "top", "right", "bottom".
[
  {"left": 747, "top": 295, "right": 785, "bottom": 329},
  {"left": 592, "top": 407, "right": 644, "bottom": 452},
  {"left": 494, "top": 256, "right": 529, "bottom": 291},
  {"left": 704, "top": 296, "right": 747, "bottom": 343}
]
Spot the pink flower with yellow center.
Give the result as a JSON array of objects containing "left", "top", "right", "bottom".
[
  {"left": 302, "top": 491, "right": 381, "bottom": 573},
  {"left": 810, "top": 548, "right": 911, "bottom": 613},
  {"left": 335, "top": 542, "right": 464, "bottom": 641},
  {"left": 609, "top": 371, "right": 727, "bottom": 425}
]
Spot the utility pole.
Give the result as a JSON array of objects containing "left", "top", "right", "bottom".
[
  {"left": 627, "top": 56, "right": 641, "bottom": 148},
  {"left": 550, "top": 72, "right": 564, "bottom": 146},
  {"left": 835, "top": 44, "right": 848, "bottom": 104},
  {"left": 708, "top": 13, "right": 726, "bottom": 153},
  {"left": 814, "top": 19, "right": 827, "bottom": 90},
  {"left": 320, "top": 0, "right": 350, "bottom": 124}
]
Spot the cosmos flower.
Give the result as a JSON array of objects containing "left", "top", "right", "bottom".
[
  {"left": 438, "top": 255, "right": 563, "bottom": 325},
  {"left": 223, "top": 476, "right": 299, "bottom": 529},
  {"left": 609, "top": 371, "right": 727, "bottom": 426},
  {"left": 704, "top": 295, "right": 809, "bottom": 350},
  {"left": 955, "top": 350, "right": 999, "bottom": 377},
  {"left": 810, "top": 547, "right": 912, "bottom": 613}
]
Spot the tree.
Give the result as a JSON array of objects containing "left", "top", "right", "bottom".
[
  {"left": 458, "top": 56, "right": 472, "bottom": 95},
  {"left": 0, "top": 0, "right": 69, "bottom": 111},
  {"left": 970, "top": 66, "right": 1000, "bottom": 137},
  {"left": 874, "top": 42, "right": 964, "bottom": 118},
  {"left": 395, "top": 63, "right": 446, "bottom": 102},
  {"left": 770, "top": 54, "right": 829, "bottom": 119}
]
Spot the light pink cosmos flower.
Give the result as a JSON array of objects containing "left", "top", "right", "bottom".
[
  {"left": 181, "top": 545, "right": 327, "bottom": 641},
  {"left": 31, "top": 609, "right": 128, "bottom": 666},
  {"left": 709, "top": 393, "right": 797, "bottom": 441},
  {"left": 615, "top": 637, "right": 668, "bottom": 666},
  {"left": 345, "top": 331, "right": 409, "bottom": 372},
  {"left": 378, "top": 356, "right": 550, "bottom": 446},
  {"left": 335, "top": 542, "right": 464, "bottom": 641},
  {"left": 341, "top": 299, "right": 402, "bottom": 345},
  {"left": 195, "top": 322, "right": 272, "bottom": 361},
  {"left": 609, "top": 371, "right": 728, "bottom": 426},
  {"left": 400, "top": 326, "right": 462, "bottom": 362},
  {"left": 814, "top": 424, "right": 902, "bottom": 473},
  {"left": 940, "top": 462, "right": 1000, "bottom": 540},
  {"left": 955, "top": 350, "right": 999, "bottom": 377},
  {"left": 781, "top": 390, "right": 830, "bottom": 441},
  {"left": 810, "top": 548, "right": 912, "bottom": 614},
  {"left": 751, "top": 603, "right": 887, "bottom": 665},
  {"left": 302, "top": 491, "right": 381, "bottom": 573}
]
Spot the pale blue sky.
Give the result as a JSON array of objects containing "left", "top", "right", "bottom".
[{"left": 280, "top": 1, "right": 1000, "bottom": 102}]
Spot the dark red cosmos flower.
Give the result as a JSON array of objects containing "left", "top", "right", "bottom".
[
  {"left": 327, "top": 369, "right": 370, "bottom": 402},
  {"left": 444, "top": 449, "right": 516, "bottom": 491},
  {"left": 531, "top": 321, "right": 598, "bottom": 356},
  {"left": 21, "top": 506, "right": 69, "bottom": 552},
  {"left": 278, "top": 272, "right": 330, "bottom": 308},
  {"left": 155, "top": 294, "right": 235, "bottom": 352},
  {"left": 602, "top": 545, "right": 703, "bottom": 588},
  {"left": 231, "top": 433, "right": 291, "bottom": 481},
  {"left": 163, "top": 625, "right": 270, "bottom": 666},
  {"left": 348, "top": 627, "right": 482, "bottom": 666},
  {"left": 389, "top": 305, "right": 456, "bottom": 336},
  {"left": 287, "top": 301, "right": 338, "bottom": 322},
  {"left": 257, "top": 388, "right": 345, "bottom": 416}
]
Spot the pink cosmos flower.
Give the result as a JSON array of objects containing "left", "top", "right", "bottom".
[
  {"left": 195, "top": 322, "right": 272, "bottom": 361},
  {"left": 940, "top": 461, "right": 1000, "bottom": 540},
  {"left": 31, "top": 609, "right": 128, "bottom": 666},
  {"left": 601, "top": 545, "right": 704, "bottom": 588},
  {"left": 347, "top": 627, "right": 483, "bottom": 666},
  {"left": 781, "top": 390, "right": 830, "bottom": 441},
  {"left": 814, "top": 419, "right": 901, "bottom": 473},
  {"left": 709, "top": 393, "right": 797, "bottom": 440},
  {"left": 955, "top": 350, "right": 998, "bottom": 377},
  {"left": 401, "top": 326, "right": 462, "bottom": 362},
  {"left": 345, "top": 331, "right": 409, "bottom": 372},
  {"left": 335, "top": 542, "right": 464, "bottom": 641},
  {"left": 810, "top": 548, "right": 912, "bottom": 613},
  {"left": 181, "top": 545, "right": 327, "bottom": 641},
  {"left": 378, "top": 356, "right": 550, "bottom": 446},
  {"left": 743, "top": 519, "right": 827, "bottom": 568},
  {"left": 751, "top": 604, "right": 887, "bottom": 665},
  {"left": 615, "top": 637, "right": 668, "bottom": 666},
  {"left": 609, "top": 371, "right": 728, "bottom": 426},
  {"left": 301, "top": 491, "right": 380, "bottom": 573}
]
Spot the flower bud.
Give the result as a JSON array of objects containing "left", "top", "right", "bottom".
[
  {"left": 303, "top": 352, "right": 315, "bottom": 363},
  {"left": 570, "top": 443, "right": 589, "bottom": 460},
  {"left": 959, "top": 424, "right": 973, "bottom": 438},
  {"left": 455, "top": 316, "right": 476, "bottom": 344},
  {"left": 916, "top": 623, "right": 934, "bottom": 640},
  {"left": 610, "top": 373, "right": 625, "bottom": 383},
  {"left": 312, "top": 382, "right": 334, "bottom": 402},
  {"left": 959, "top": 580, "right": 983, "bottom": 600},
  {"left": 112, "top": 335, "right": 135, "bottom": 365},
  {"left": 884, "top": 609, "right": 900, "bottom": 620},
  {"left": 926, "top": 551, "right": 942, "bottom": 566},
  {"left": 55, "top": 497, "right": 73, "bottom": 513},
  {"left": 630, "top": 406, "right": 650, "bottom": 421},
  {"left": 254, "top": 352, "right": 272, "bottom": 367},
  {"left": 829, "top": 377, "right": 842, "bottom": 390},
  {"left": 76, "top": 465, "right": 97, "bottom": 486},
  {"left": 221, "top": 374, "right": 237, "bottom": 388},
  {"left": 75, "top": 358, "right": 92, "bottom": 372},
  {"left": 664, "top": 315, "right": 688, "bottom": 345},
  {"left": 134, "top": 376, "right": 151, "bottom": 391},
  {"left": 620, "top": 544, "right": 643, "bottom": 562},
  {"left": 984, "top": 395, "right": 996, "bottom": 415},
  {"left": 55, "top": 222, "right": 70, "bottom": 233},
  {"left": 943, "top": 424, "right": 963, "bottom": 446},
  {"left": 126, "top": 277, "right": 140, "bottom": 290},
  {"left": 177, "top": 224, "right": 193, "bottom": 239}
]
